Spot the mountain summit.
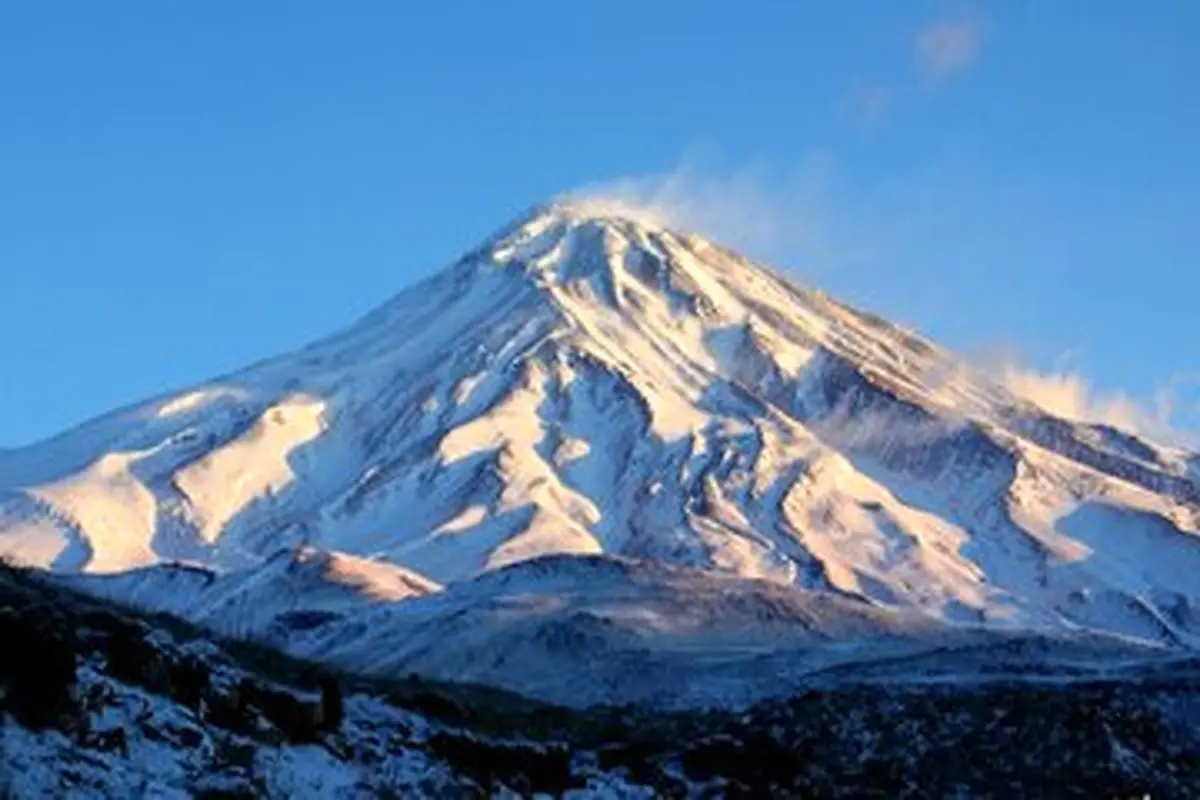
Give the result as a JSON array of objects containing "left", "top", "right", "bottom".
[{"left": 2, "top": 200, "right": 1198, "bottom": 699}]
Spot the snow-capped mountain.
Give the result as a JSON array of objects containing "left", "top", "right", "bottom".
[{"left": 2, "top": 198, "right": 1199, "bottom": 695}]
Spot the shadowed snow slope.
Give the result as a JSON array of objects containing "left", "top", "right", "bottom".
[
  {"left": 64, "top": 545, "right": 441, "bottom": 640},
  {"left": 2, "top": 199, "right": 1199, "bottom": 691},
  {"left": 270, "top": 554, "right": 1174, "bottom": 708}
]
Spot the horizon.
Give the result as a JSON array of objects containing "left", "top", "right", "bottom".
[{"left": 2, "top": 3, "right": 1197, "bottom": 448}]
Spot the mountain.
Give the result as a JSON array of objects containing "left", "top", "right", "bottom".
[{"left": 1, "top": 198, "right": 1199, "bottom": 702}]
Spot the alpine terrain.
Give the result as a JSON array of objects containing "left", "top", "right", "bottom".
[{"left": 2, "top": 199, "right": 1199, "bottom": 708}]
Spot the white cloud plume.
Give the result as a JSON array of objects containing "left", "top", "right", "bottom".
[
  {"left": 562, "top": 151, "right": 844, "bottom": 270},
  {"left": 996, "top": 360, "right": 1199, "bottom": 449},
  {"left": 914, "top": 16, "right": 984, "bottom": 83}
]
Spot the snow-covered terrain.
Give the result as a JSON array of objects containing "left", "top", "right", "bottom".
[
  {"left": 60, "top": 551, "right": 1176, "bottom": 709},
  {"left": 2, "top": 198, "right": 1199, "bottom": 697},
  {"left": 5, "top": 562, "right": 1196, "bottom": 796},
  {"left": 0, "top": 563, "right": 654, "bottom": 797}
]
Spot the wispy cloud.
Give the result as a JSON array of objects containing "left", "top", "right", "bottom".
[
  {"left": 849, "top": 14, "right": 985, "bottom": 125},
  {"left": 563, "top": 151, "right": 846, "bottom": 270},
  {"left": 994, "top": 358, "right": 1199, "bottom": 448},
  {"left": 848, "top": 83, "right": 896, "bottom": 126},
  {"left": 914, "top": 16, "right": 984, "bottom": 84}
]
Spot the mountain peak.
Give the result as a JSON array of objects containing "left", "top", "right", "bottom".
[
  {"left": 485, "top": 195, "right": 709, "bottom": 271},
  {"left": 538, "top": 195, "right": 674, "bottom": 228},
  {"left": 471, "top": 194, "right": 723, "bottom": 303},
  {"left": 2, "top": 198, "right": 1199, "bottom": 659}
]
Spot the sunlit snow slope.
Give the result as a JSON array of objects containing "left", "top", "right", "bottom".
[{"left": 2, "top": 199, "right": 1199, "bottom": 652}]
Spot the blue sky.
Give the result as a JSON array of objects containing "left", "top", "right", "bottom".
[{"left": 1, "top": 2, "right": 1197, "bottom": 446}]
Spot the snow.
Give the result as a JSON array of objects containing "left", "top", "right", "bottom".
[
  {"left": 29, "top": 452, "right": 159, "bottom": 573},
  {"left": 173, "top": 393, "right": 328, "bottom": 547},
  {"left": 155, "top": 388, "right": 246, "bottom": 419},
  {"left": 0, "top": 197, "right": 1198, "bottom": 690},
  {"left": 1056, "top": 502, "right": 1200, "bottom": 599},
  {"left": 0, "top": 649, "right": 492, "bottom": 798},
  {"left": 63, "top": 545, "right": 442, "bottom": 643}
]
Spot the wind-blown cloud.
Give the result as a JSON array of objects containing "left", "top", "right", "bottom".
[
  {"left": 562, "top": 152, "right": 845, "bottom": 270},
  {"left": 914, "top": 17, "right": 983, "bottom": 83},
  {"left": 996, "top": 361, "right": 1199, "bottom": 449}
]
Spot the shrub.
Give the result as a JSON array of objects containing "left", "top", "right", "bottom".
[
  {"left": 104, "top": 624, "right": 168, "bottom": 693},
  {"left": 204, "top": 684, "right": 259, "bottom": 737},
  {"left": 317, "top": 673, "right": 343, "bottom": 732},
  {"left": 426, "top": 732, "right": 582, "bottom": 796},
  {"left": 0, "top": 609, "right": 80, "bottom": 731},
  {"left": 238, "top": 678, "right": 325, "bottom": 744},
  {"left": 166, "top": 655, "right": 212, "bottom": 715}
]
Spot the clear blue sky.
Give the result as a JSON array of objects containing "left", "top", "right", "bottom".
[{"left": 2, "top": 2, "right": 1197, "bottom": 446}]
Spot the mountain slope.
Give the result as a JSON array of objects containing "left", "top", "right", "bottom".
[
  {"left": 1, "top": 198, "right": 1199, "bottom": 666},
  {"left": 5, "top": 561, "right": 1198, "bottom": 797}
]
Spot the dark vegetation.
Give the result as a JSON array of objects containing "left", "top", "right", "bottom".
[
  {"left": 666, "top": 682, "right": 1200, "bottom": 797},
  {"left": 0, "top": 561, "right": 344, "bottom": 748},
  {"left": 425, "top": 733, "right": 581, "bottom": 796},
  {"left": 2, "top": 558, "right": 1199, "bottom": 797},
  {"left": 0, "top": 606, "right": 80, "bottom": 731},
  {"left": 0, "top": 559, "right": 627, "bottom": 795}
]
